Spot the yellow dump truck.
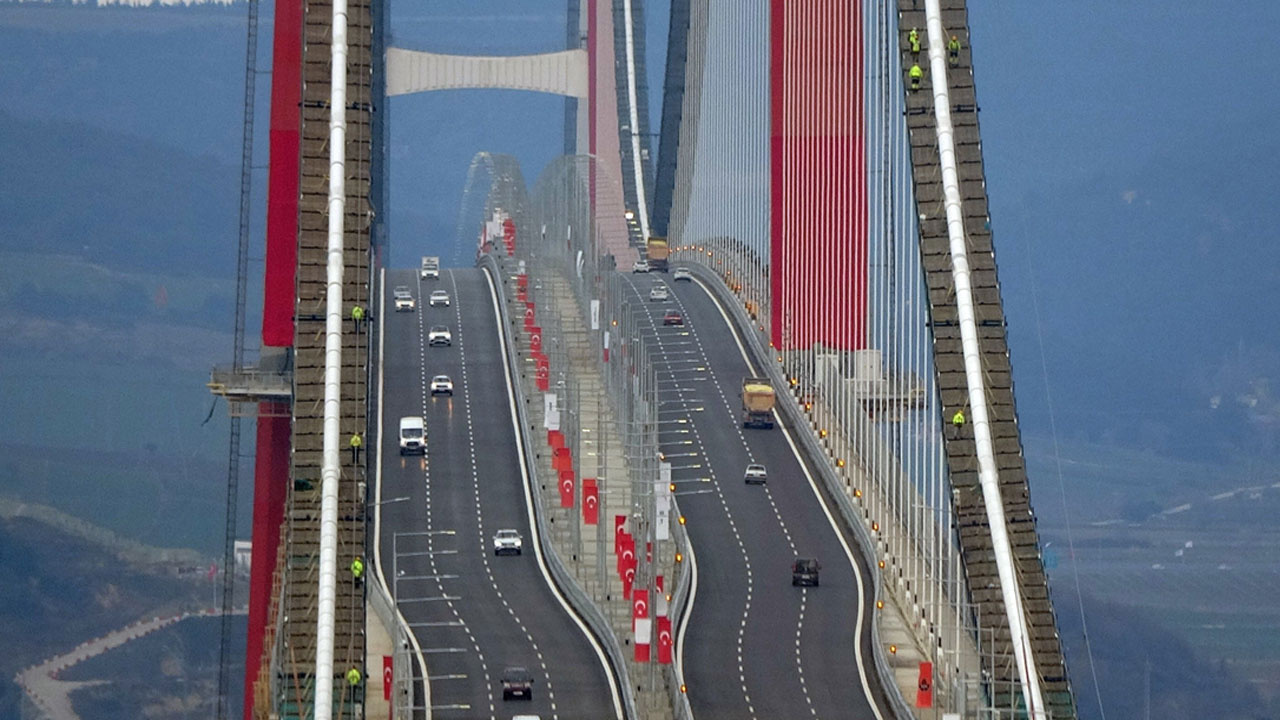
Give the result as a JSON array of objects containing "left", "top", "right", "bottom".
[
  {"left": 742, "top": 377, "right": 776, "bottom": 429},
  {"left": 646, "top": 236, "right": 670, "bottom": 272}
]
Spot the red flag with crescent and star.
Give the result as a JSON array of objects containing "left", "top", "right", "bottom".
[
  {"left": 614, "top": 515, "right": 627, "bottom": 554},
  {"left": 657, "top": 616, "right": 673, "bottom": 664},
  {"left": 559, "top": 469, "right": 575, "bottom": 508},
  {"left": 917, "top": 661, "right": 933, "bottom": 708},
  {"left": 583, "top": 478, "right": 599, "bottom": 524}
]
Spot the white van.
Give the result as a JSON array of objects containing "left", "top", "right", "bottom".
[{"left": 398, "top": 416, "right": 425, "bottom": 455}]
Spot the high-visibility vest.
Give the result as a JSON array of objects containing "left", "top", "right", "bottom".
[
  {"left": 346, "top": 668, "right": 361, "bottom": 686},
  {"left": 350, "top": 434, "right": 363, "bottom": 448},
  {"left": 351, "top": 558, "right": 364, "bottom": 578},
  {"left": 910, "top": 65, "right": 923, "bottom": 79},
  {"left": 952, "top": 410, "right": 965, "bottom": 426}
]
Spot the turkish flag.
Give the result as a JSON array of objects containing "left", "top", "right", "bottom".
[
  {"left": 622, "top": 564, "right": 635, "bottom": 599},
  {"left": 559, "top": 469, "right": 575, "bottom": 508},
  {"left": 618, "top": 534, "right": 635, "bottom": 574},
  {"left": 657, "top": 616, "right": 673, "bottom": 664},
  {"left": 547, "top": 430, "right": 564, "bottom": 449},
  {"left": 503, "top": 217, "right": 516, "bottom": 243},
  {"left": 524, "top": 304, "right": 535, "bottom": 328},
  {"left": 614, "top": 515, "right": 627, "bottom": 553},
  {"left": 553, "top": 447, "right": 571, "bottom": 472},
  {"left": 517, "top": 289, "right": 527, "bottom": 303},
  {"left": 383, "top": 655, "right": 393, "bottom": 701},
  {"left": 583, "top": 479, "right": 599, "bottom": 525},
  {"left": 633, "top": 589, "right": 649, "bottom": 623},
  {"left": 517, "top": 274, "right": 528, "bottom": 289},
  {"left": 530, "top": 327, "right": 542, "bottom": 353},
  {"left": 535, "top": 361, "right": 550, "bottom": 391},
  {"left": 917, "top": 661, "right": 933, "bottom": 708}
]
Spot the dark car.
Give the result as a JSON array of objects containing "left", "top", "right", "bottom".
[
  {"left": 501, "top": 666, "right": 534, "bottom": 701},
  {"left": 792, "top": 557, "right": 820, "bottom": 587},
  {"left": 663, "top": 310, "right": 684, "bottom": 326}
]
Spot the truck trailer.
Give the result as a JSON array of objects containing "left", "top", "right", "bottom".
[
  {"left": 646, "top": 236, "right": 670, "bottom": 272},
  {"left": 420, "top": 256, "right": 440, "bottom": 279},
  {"left": 742, "top": 377, "right": 776, "bottom": 429}
]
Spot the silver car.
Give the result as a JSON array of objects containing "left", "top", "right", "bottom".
[
  {"left": 428, "top": 325, "right": 452, "bottom": 347},
  {"left": 493, "top": 529, "right": 523, "bottom": 555},
  {"left": 429, "top": 290, "right": 451, "bottom": 307},
  {"left": 430, "top": 374, "right": 454, "bottom": 395},
  {"left": 392, "top": 286, "right": 415, "bottom": 311},
  {"left": 744, "top": 463, "right": 767, "bottom": 485}
]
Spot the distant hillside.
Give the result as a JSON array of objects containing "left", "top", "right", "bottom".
[
  {"left": 0, "top": 511, "right": 217, "bottom": 716},
  {"left": 1053, "top": 584, "right": 1275, "bottom": 720},
  {"left": 0, "top": 110, "right": 239, "bottom": 277}
]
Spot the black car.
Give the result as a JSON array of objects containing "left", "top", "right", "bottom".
[
  {"left": 792, "top": 557, "right": 820, "bottom": 587},
  {"left": 501, "top": 666, "right": 534, "bottom": 701}
]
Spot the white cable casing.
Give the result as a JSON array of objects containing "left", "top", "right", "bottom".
[
  {"left": 622, "top": 0, "right": 651, "bottom": 240},
  {"left": 922, "top": 1, "right": 1045, "bottom": 717},
  {"left": 314, "top": 0, "right": 349, "bottom": 716}
]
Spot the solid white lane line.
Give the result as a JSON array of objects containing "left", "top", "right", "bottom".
[
  {"left": 451, "top": 270, "right": 558, "bottom": 718},
  {"left": 484, "top": 269, "right": 624, "bottom": 720},
  {"left": 695, "top": 276, "right": 884, "bottom": 720},
  {"left": 372, "top": 269, "right": 432, "bottom": 715},
  {"left": 622, "top": 277, "right": 757, "bottom": 720}
]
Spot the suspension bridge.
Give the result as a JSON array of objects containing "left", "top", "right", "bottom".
[{"left": 207, "top": 1, "right": 1078, "bottom": 718}]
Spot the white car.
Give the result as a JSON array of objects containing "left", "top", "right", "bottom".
[
  {"left": 633, "top": 259, "right": 651, "bottom": 273},
  {"left": 430, "top": 374, "right": 454, "bottom": 396},
  {"left": 672, "top": 267, "right": 692, "bottom": 282},
  {"left": 649, "top": 285, "right": 669, "bottom": 302},
  {"left": 744, "top": 463, "right": 767, "bottom": 485},
  {"left": 493, "top": 529, "right": 523, "bottom": 555},
  {"left": 398, "top": 416, "right": 425, "bottom": 455},
  {"left": 428, "top": 325, "right": 452, "bottom": 347},
  {"left": 429, "top": 290, "right": 451, "bottom": 307},
  {"left": 392, "top": 286, "right": 415, "bottom": 311}
]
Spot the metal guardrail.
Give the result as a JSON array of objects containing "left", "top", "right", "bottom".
[
  {"left": 685, "top": 262, "right": 915, "bottom": 720},
  {"left": 663, "top": 498, "right": 695, "bottom": 720},
  {"left": 480, "top": 254, "right": 640, "bottom": 720},
  {"left": 369, "top": 571, "right": 424, "bottom": 720}
]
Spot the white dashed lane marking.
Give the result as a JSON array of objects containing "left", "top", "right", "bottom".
[
  {"left": 623, "top": 277, "right": 758, "bottom": 720},
  {"left": 449, "top": 270, "right": 558, "bottom": 720},
  {"left": 643, "top": 277, "right": 818, "bottom": 715},
  {"left": 414, "top": 271, "right": 495, "bottom": 718}
]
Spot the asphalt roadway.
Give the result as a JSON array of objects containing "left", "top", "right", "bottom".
[
  {"left": 375, "top": 267, "right": 619, "bottom": 720},
  {"left": 621, "top": 270, "right": 894, "bottom": 720}
]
